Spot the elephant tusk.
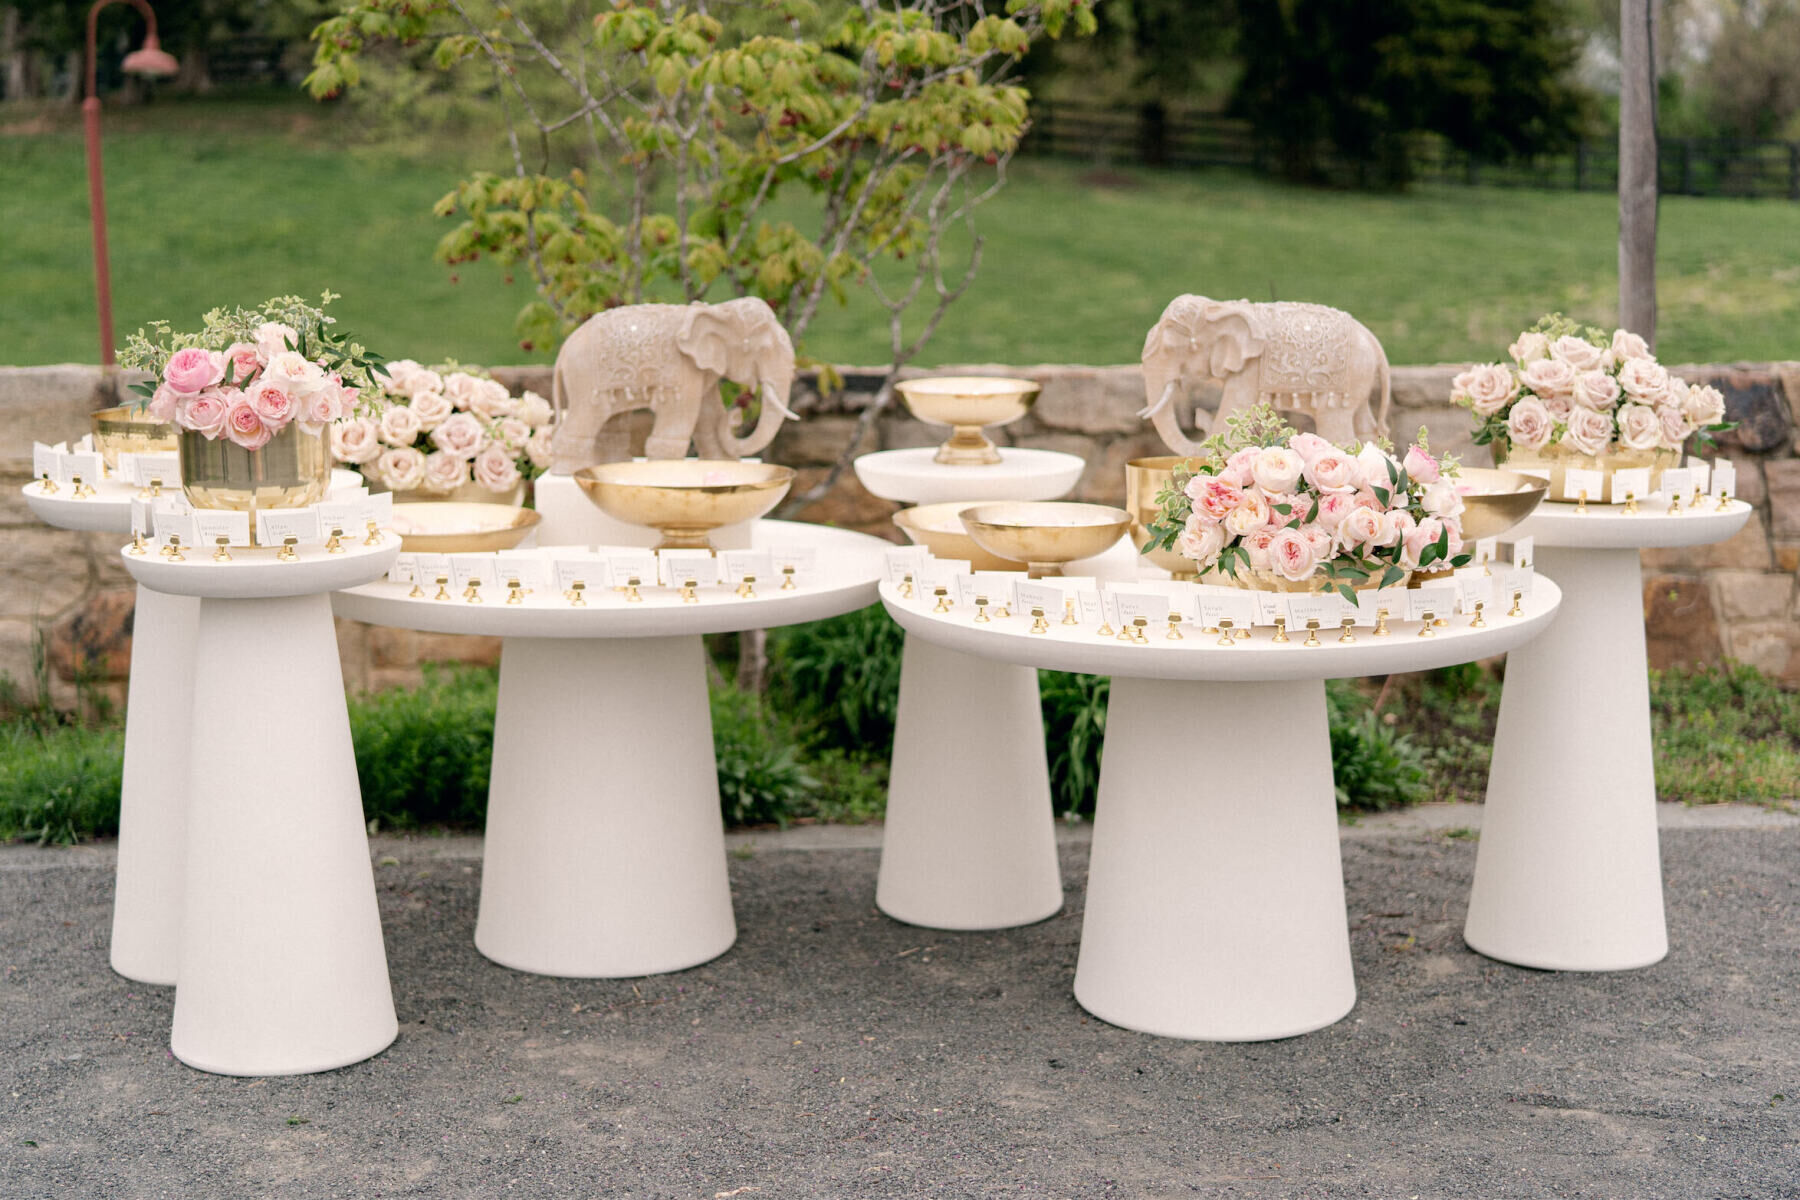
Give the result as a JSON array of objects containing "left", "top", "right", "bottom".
[
  {"left": 1137, "top": 377, "right": 1179, "bottom": 421},
  {"left": 761, "top": 382, "right": 800, "bottom": 421}
]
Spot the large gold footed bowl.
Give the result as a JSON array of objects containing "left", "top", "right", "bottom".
[
  {"left": 573, "top": 459, "right": 794, "bottom": 550},
  {"left": 895, "top": 376, "right": 1040, "bottom": 466},
  {"left": 1454, "top": 468, "right": 1550, "bottom": 540},
  {"left": 959, "top": 501, "right": 1131, "bottom": 578},
  {"left": 91, "top": 405, "right": 178, "bottom": 471},
  {"left": 893, "top": 502, "right": 1026, "bottom": 571},
  {"left": 1126, "top": 455, "right": 1205, "bottom": 580},
  {"left": 390, "top": 502, "right": 542, "bottom": 553}
]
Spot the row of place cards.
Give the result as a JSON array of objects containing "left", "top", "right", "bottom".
[
  {"left": 1509, "top": 455, "right": 1738, "bottom": 507},
  {"left": 137, "top": 490, "right": 384, "bottom": 551},
  {"left": 385, "top": 546, "right": 821, "bottom": 601}
]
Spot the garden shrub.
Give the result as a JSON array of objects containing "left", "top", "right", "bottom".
[
  {"left": 0, "top": 722, "right": 124, "bottom": 844},
  {"left": 350, "top": 664, "right": 497, "bottom": 831}
]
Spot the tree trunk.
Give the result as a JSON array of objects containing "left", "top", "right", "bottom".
[
  {"left": 737, "top": 627, "right": 767, "bottom": 696},
  {"left": 1618, "top": 0, "right": 1659, "bottom": 345}
]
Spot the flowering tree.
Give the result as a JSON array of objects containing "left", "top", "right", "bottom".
[{"left": 307, "top": 0, "right": 1096, "bottom": 507}]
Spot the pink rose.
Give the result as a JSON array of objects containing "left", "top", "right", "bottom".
[
  {"left": 1611, "top": 329, "right": 1650, "bottom": 361},
  {"left": 1356, "top": 444, "right": 1397, "bottom": 488},
  {"left": 1176, "top": 517, "right": 1225, "bottom": 565},
  {"left": 1266, "top": 528, "right": 1318, "bottom": 582},
  {"left": 1520, "top": 357, "right": 1577, "bottom": 400},
  {"left": 1315, "top": 491, "right": 1357, "bottom": 530},
  {"left": 297, "top": 386, "right": 342, "bottom": 434},
  {"left": 1223, "top": 491, "right": 1270, "bottom": 537},
  {"left": 1505, "top": 397, "right": 1554, "bottom": 451},
  {"left": 147, "top": 383, "right": 179, "bottom": 423},
  {"left": 1508, "top": 331, "right": 1550, "bottom": 363},
  {"left": 1617, "top": 357, "right": 1670, "bottom": 404},
  {"left": 163, "top": 347, "right": 224, "bottom": 395},
  {"left": 380, "top": 403, "right": 424, "bottom": 447},
  {"left": 1336, "top": 504, "right": 1384, "bottom": 551},
  {"left": 1250, "top": 447, "right": 1304, "bottom": 493},
  {"left": 376, "top": 446, "right": 427, "bottom": 492},
  {"left": 1561, "top": 407, "right": 1615, "bottom": 456},
  {"left": 330, "top": 417, "right": 383, "bottom": 464},
  {"left": 1243, "top": 527, "right": 1279, "bottom": 570},
  {"left": 1421, "top": 480, "right": 1464, "bottom": 518},
  {"left": 1683, "top": 383, "right": 1726, "bottom": 427},
  {"left": 430, "top": 411, "right": 484, "bottom": 459},
  {"left": 262, "top": 350, "right": 328, "bottom": 397},
  {"left": 469, "top": 379, "right": 518, "bottom": 421},
  {"left": 222, "top": 342, "right": 263, "bottom": 386},
  {"left": 1185, "top": 475, "right": 1243, "bottom": 522},
  {"left": 1304, "top": 452, "right": 1357, "bottom": 493},
  {"left": 516, "top": 391, "right": 554, "bottom": 428},
  {"left": 525, "top": 429, "right": 554, "bottom": 470},
  {"left": 1287, "top": 432, "right": 1336, "bottom": 465},
  {"left": 249, "top": 381, "right": 297, "bottom": 428},
  {"left": 1542, "top": 394, "right": 1575, "bottom": 423},
  {"left": 1550, "top": 335, "right": 1606, "bottom": 372},
  {"left": 1616, "top": 403, "right": 1661, "bottom": 452},
  {"left": 1453, "top": 363, "right": 1517, "bottom": 417},
  {"left": 1381, "top": 510, "right": 1415, "bottom": 549},
  {"left": 1219, "top": 447, "right": 1260, "bottom": 488},
  {"left": 1400, "top": 517, "right": 1446, "bottom": 570},
  {"left": 224, "top": 397, "right": 273, "bottom": 451},
  {"left": 254, "top": 322, "right": 298, "bottom": 363},
  {"left": 1301, "top": 525, "right": 1334, "bottom": 561},
  {"left": 421, "top": 450, "right": 470, "bottom": 494},
  {"left": 409, "top": 390, "right": 453, "bottom": 431},
  {"left": 176, "top": 389, "right": 230, "bottom": 438},
  {"left": 1573, "top": 370, "right": 1621, "bottom": 410},
  {"left": 473, "top": 442, "right": 522, "bottom": 492},
  {"left": 1403, "top": 445, "right": 1440, "bottom": 485},
  {"left": 1658, "top": 405, "right": 1693, "bottom": 449}
]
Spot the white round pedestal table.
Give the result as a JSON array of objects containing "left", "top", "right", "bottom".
[
  {"left": 884, "top": 580, "right": 1563, "bottom": 1042},
  {"left": 1465, "top": 496, "right": 1753, "bottom": 972},
  {"left": 21, "top": 468, "right": 368, "bottom": 988},
  {"left": 853, "top": 445, "right": 1088, "bottom": 931},
  {"left": 121, "top": 535, "right": 401, "bottom": 1076},
  {"left": 333, "top": 520, "right": 887, "bottom": 979}
]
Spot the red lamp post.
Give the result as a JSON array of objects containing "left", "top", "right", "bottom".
[{"left": 84, "top": 0, "right": 179, "bottom": 366}]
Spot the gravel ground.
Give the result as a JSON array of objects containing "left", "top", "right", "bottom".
[{"left": 2, "top": 815, "right": 1798, "bottom": 1199}]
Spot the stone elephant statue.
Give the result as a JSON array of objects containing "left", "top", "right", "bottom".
[
  {"left": 1139, "top": 295, "right": 1391, "bottom": 456},
  {"left": 549, "top": 296, "right": 799, "bottom": 473}
]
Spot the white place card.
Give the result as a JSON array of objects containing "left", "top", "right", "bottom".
[
  {"left": 1167, "top": 583, "right": 1203, "bottom": 623},
  {"left": 1510, "top": 465, "right": 1551, "bottom": 482},
  {"left": 1473, "top": 537, "right": 1499, "bottom": 567},
  {"left": 257, "top": 508, "right": 324, "bottom": 546},
  {"left": 152, "top": 508, "right": 198, "bottom": 550},
  {"left": 387, "top": 553, "right": 419, "bottom": 585},
  {"left": 1453, "top": 569, "right": 1497, "bottom": 614},
  {"left": 1075, "top": 586, "right": 1108, "bottom": 627},
  {"left": 952, "top": 574, "right": 985, "bottom": 609},
  {"left": 448, "top": 555, "right": 500, "bottom": 593},
  {"left": 973, "top": 571, "right": 1026, "bottom": 608},
  {"left": 62, "top": 451, "right": 104, "bottom": 487},
  {"left": 193, "top": 509, "right": 251, "bottom": 548},
  {"left": 493, "top": 552, "right": 551, "bottom": 594},
  {"left": 1659, "top": 467, "right": 1692, "bottom": 501},
  {"left": 357, "top": 491, "right": 394, "bottom": 527},
  {"left": 1282, "top": 593, "right": 1339, "bottom": 633},
  {"left": 606, "top": 550, "right": 659, "bottom": 589},
  {"left": 1356, "top": 587, "right": 1408, "bottom": 626},
  {"left": 918, "top": 557, "right": 972, "bottom": 593},
  {"left": 314, "top": 501, "right": 363, "bottom": 542},
  {"left": 1685, "top": 459, "right": 1712, "bottom": 495},
  {"left": 1406, "top": 585, "right": 1457, "bottom": 624},
  {"left": 1611, "top": 467, "right": 1652, "bottom": 505},
  {"left": 1252, "top": 590, "right": 1287, "bottom": 628},
  {"left": 1014, "top": 581, "right": 1065, "bottom": 619},
  {"left": 73, "top": 434, "right": 95, "bottom": 454},
  {"left": 1510, "top": 536, "right": 1534, "bottom": 570},
  {"left": 413, "top": 553, "right": 452, "bottom": 587},
  {"left": 1562, "top": 467, "right": 1604, "bottom": 503},
  {"left": 129, "top": 498, "right": 153, "bottom": 538},
  {"left": 767, "top": 546, "right": 820, "bottom": 588},
  {"left": 128, "top": 453, "right": 180, "bottom": 489},
  {"left": 882, "top": 546, "right": 927, "bottom": 588},
  {"left": 1501, "top": 564, "right": 1534, "bottom": 604},
  {"left": 552, "top": 557, "right": 609, "bottom": 593},
  {"left": 152, "top": 492, "right": 193, "bottom": 518},
  {"left": 719, "top": 549, "right": 774, "bottom": 587},
  {"left": 658, "top": 549, "right": 717, "bottom": 588},
  {"left": 1197, "top": 589, "right": 1258, "bottom": 632},
  {"left": 1713, "top": 459, "right": 1737, "bottom": 499},
  {"left": 1111, "top": 589, "right": 1171, "bottom": 631},
  {"left": 31, "top": 443, "right": 63, "bottom": 483}
]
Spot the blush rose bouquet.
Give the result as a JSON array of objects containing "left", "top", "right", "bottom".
[
  {"left": 331, "top": 359, "right": 554, "bottom": 497},
  {"left": 1143, "top": 404, "right": 1472, "bottom": 603},
  {"left": 119, "top": 293, "right": 383, "bottom": 448}
]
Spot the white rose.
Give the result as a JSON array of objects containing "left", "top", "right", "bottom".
[
  {"left": 378, "top": 403, "right": 423, "bottom": 447},
  {"left": 421, "top": 451, "right": 470, "bottom": 494},
  {"left": 1551, "top": 335, "right": 1605, "bottom": 372},
  {"left": 1303, "top": 452, "right": 1357, "bottom": 493},
  {"left": 495, "top": 417, "right": 532, "bottom": 449},
  {"left": 1505, "top": 397, "right": 1554, "bottom": 451},
  {"left": 1616, "top": 403, "right": 1661, "bottom": 451},
  {"left": 516, "top": 390, "right": 554, "bottom": 428},
  {"left": 1573, "top": 369, "right": 1621, "bottom": 410},
  {"left": 1560, "top": 407, "right": 1615, "bottom": 456},
  {"left": 430, "top": 411, "right": 485, "bottom": 459},
  {"left": 329, "top": 417, "right": 383, "bottom": 464},
  {"left": 1520, "top": 357, "right": 1577, "bottom": 400},
  {"left": 263, "top": 350, "right": 329, "bottom": 397},
  {"left": 380, "top": 359, "right": 423, "bottom": 392},
  {"left": 375, "top": 446, "right": 426, "bottom": 492},
  {"left": 473, "top": 442, "right": 522, "bottom": 492},
  {"left": 1336, "top": 504, "right": 1384, "bottom": 552},
  {"left": 1684, "top": 383, "right": 1726, "bottom": 427},
  {"left": 1659, "top": 405, "right": 1693, "bottom": 449},
  {"left": 525, "top": 429, "right": 554, "bottom": 470},
  {"left": 409, "top": 390, "right": 454, "bottom": 431},
  {"left": 1223, "top": 493, "right": 1270, "bottom": 537},
  {"left": 406, "top": 369, "right": 445, "bottom": 400},
  {"left": 1250, "top": 447, "right": 1304, "bottom": 494},
  {"left": 469, "top": 378, "right": 518, "bottom": 420},
  {"left": 1617, "top": 357, "right": 1670, "bottom": 404},
  {"left": 441, "top": 372, "right": 484, "bottom": 408},
  {"left": 1420, "top": 480, "right": 1464, "bottom": 519},
  {"left": 1508, "top": 331, "right": 1550, "bottom": 363},
  {"left": 1453, "top": 363, "right": 1517, "bottom": 417},
  {"left": 1176, "top": 518, "right": 1226, "bottom": 565},
  {"left": 1542, "top": 394, "right": 1575, "bottom": 423},
  {"left": 1356, "top": 443, "right": 1398, "bottom": 488},
  {"left": 1611, "top": 329, "right": 1650, "bottom": 361},
  {"left": 254, "top": 321, "right": 298, "bottom": 363}
]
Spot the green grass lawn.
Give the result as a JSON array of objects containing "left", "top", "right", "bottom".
[{"left": 4, "top": 94, "right": 1798, "bottom": 368}]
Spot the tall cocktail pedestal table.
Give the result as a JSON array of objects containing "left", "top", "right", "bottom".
[
  {"left": 333, "top": 521, "right": 887, "bottom": 979},
  {"left": 1465, "top": 497, "right": 1754, "bottom": 972},
  {"left": 853, "top": 447, "right": 1088, "bottom": 931},
  {"left": 884, "top": 580, "right": 1563, "bottom": 1041},
  {"left": 121, "top": 535, "right": 401, "bottom": 1076},
  {"left": 22, "top": 470, "right": 363, "bottom": 987}
]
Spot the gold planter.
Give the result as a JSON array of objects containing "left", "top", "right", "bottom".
[
  {"left": 1125, "top": 455, "right": 1204, "bottom": 580},
  {"left": 1210, "top": 564, "right": 1412, "bottom": 594},
  {"left": 180, "top": 424, "right": 331, "bottom": 538},
  {"left": 90, "top": 405, "right": 178, "bottom": 472},
  {"left": 375, "top": 475, "right": 529, "bottom": 508},
  {"left": 1492, "top": 441, "right": 1678, "bottom": 504}
]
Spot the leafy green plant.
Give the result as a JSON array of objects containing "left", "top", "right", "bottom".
[
  {"left": 349, "top": 663, "right": 497, "bottom": 830},
  {"left": 1327, "top": 709, "right": 1429, "bottom": 812},
  {"left": 0, "top": 723, "right": 125, "bottom": 844},
  {"left": 1040, "top": 670, "right": 1108, "bottom": 817},
  {"left": 710, "top": 685, "right": 817, "bottom": 827},
  {"left": 766, "top": 606, "right": 905, "bottom": 747},
  {"left": 1652, "top": 662, "right": 1800, "bottom": 807}
]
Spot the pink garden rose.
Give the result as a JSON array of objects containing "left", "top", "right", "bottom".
[
  {"left": 1616, "top": 403, "right": 1662, "bottom": 452},
  {"left": 1573, "top": 369, "right": 1621, "bottom": 410},
  {"left": 1315, "top": 491, "right": 1358, "bottom": 530},
  {"left": 330, "top": 417, "right": 383, "bottom": 464},
  {"left": 1218, "top": 447, "right": 1260, "bottom": 488},
  {"left": 1453, "top": 363, "right": 1516, "bottom": 417},
  {"left": 1336, "top": 504, "right": 1385, "bottom": 551},
  {"left": 1561, "top": 406, "right": 1615, "bottom": 456},
  {"left": 1287, "top": 432, "right": 1335, "bottom": 465},
  {"left": 299, "top": 385, "right": 344, "bottom": 430},
  {"left": 380, "top": 359, "right": 423, "bottom": 392},
  {"left": 1383, "top": 509, "right": 1416, "bottom": 550},
  {"left": 1520, "top": 356, "right": 1578, "bottom": 400},
  {"left": 146, "top": 383, "right": 179, "bottom": 423},
  {"left": 473, "top": 442, "right": 522, "bottom": 492},
  {"left": 379, "top": 403, "right": 424, "bottom": 447},
  {"left": 409, "top": 390, "right": 454, "bottom": 431},
  {"left": 421, "top": 450, "right": 469, "bottom": 494},
  {"left": 375, "top": 446, "right": 427, "bottom": 492},
  {"left": 1301, "top": 525, "right": 1334, "bottom": 561},
  {"left": 1243, "top": 527, "right": 1279, "bottom": 571},
  {"left": 249, "top": 381, "right": 297, "bottom": 428},
  {"left": 1265, "top": 527, "right": 1318, "bottom": 582},
  {"left": 253, "top": 322, "right": 298, "bottom": 363},
  {"left": 1550, "top": 335, "right": 1606, "bottom": 372},
  {"left": 1611, "top": 329, "right": 1650, "bottom": 361},
  {"left": 1617, "top": 357, "right": 1670, "bottom": 404},
  {"left": 1184, "top": 475, "right": 1243, "bottom": 522},
  {"left": 1400, "top": 517, "right": 1447, "bottom": 570},
  {"left": 1505, "top": 397, "right": 1554, "bottom": 451},
  {"left": 404, "top": 368, "right": 445, "bottom": 400},
  {"left": 1177, "top": 517, "right": 1225, "bottom": 565},
  {"left": 1304, "top": 452, "right": 1357, "bottom": 493},
  {"left": 1250, "top": 447, "right": 1304, "bottom": 493},
  {"left": 262, "top": 350, "right": 328, "bottom": 397},
  {"left": 224, "top": 397, "right": 273, "bottom": 451},
  {"left": 430, "top": 411, "right": 485, "bottom": 459},
  {"left": 222, "top": 342, "right": 263, "bottom": 385},
  {"left": 469, "top": 378, "right": 518, "bottom": 421},
  {"left": 176, "top": 389, "right": 231, "bottom": 438},
  {"left": 1509, "top": 331, "right": 1550, "bottom": 363},
  {"left": 1223, "top": 491, "right": 1271, "bottom": 537},
  {"left": 163, "top": 347, "right": 224, "bottom": 395},
  {"left": 1403, "top": 445, "right": 1440, "bottom": 484},
  {"left": 1356, "top": 443, "right": 1397, "bottom": 487}
]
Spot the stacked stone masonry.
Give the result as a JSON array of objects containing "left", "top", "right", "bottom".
[{"left": 4, "top": 360, "right": 1797, "bottom": 708}]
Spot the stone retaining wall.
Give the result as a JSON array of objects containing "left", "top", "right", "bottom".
[{"left": 5, "top": 359, "right": 1797, "bottom": 709}]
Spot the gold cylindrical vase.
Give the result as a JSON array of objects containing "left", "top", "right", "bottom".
[{"left": 180, "top": 424, "right": 331, "bottom": 539}]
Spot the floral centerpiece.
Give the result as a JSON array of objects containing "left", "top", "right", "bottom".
[
  {"left": 119, "top": 293, "right": 382, "bottom": 517},
  {"left": 1143, "top": 406, "right": 1472, "bottom": 603},
  {"left": 1452, "top": 314, "right": 1732, "bottom": 501},
  {"left": 329, "top": 360, "right": 554, "bottom": 502}
]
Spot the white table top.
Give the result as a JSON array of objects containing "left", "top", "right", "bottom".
[
  {"left": 882, "top": 578, "right": 1563, "bottom": 684},
  {"left": 1511, "top": 496, "right": 1752, "bottom": 550},
  {"left": 853, "top": 447, "right": 1085, "bottom": 505},
  {"left": 122, "top": 532, "right": 401, "bottom": 599},
  {"left": 331, "top": 520, "right": 888, "bottom": 639},
  {"left": 24, "top": 469, "right": 367, "bottom": 535}
]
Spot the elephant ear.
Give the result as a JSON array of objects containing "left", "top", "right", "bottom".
[
  {"left": 675, "top": 303, "right": 739, "bottom": 376},
  {"left": 1145, "top": 294, "right": 1208, "bottom": 361},
  {"left": 1200, "top": 301, "right": 1263, "bottom": 377}
]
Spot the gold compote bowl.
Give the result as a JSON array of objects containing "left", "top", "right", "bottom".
[
  {"left": 893, "top": 502, "right": 1026, "bottom": 571},
  {"left": 390, "top": 502, "right": 542, "bottom": 553},
  {"left": 895, "top": 376, "right": 1040, "bottom": 466},
  {"left": 573, "top": 460, "right": 795, "bottom": 551},
  {"left": 1455, "top": 468, "right": 1550, "bottom": 540},
  {"left": 958, "top": 502, "right": 1131, "bottom": 578}
]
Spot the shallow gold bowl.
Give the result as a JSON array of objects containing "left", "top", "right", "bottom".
[
  {"left": 1455, "top": 468, "right": 1550, "bottom": 541},
  {"left": 895, "top": 376, "right": 1041, "bottom": 466},
  {"left": 958, "top": 501, "right": 1131, "bottom": 578},
  {"left": 91, "top": 405, "right": 177, "bottom": 470},
  {"left": 893, "top": 502, "right": 1025, "bottom": 571},
  {"left": 390, "top": 502, "right": 542, "bottom": 553},
  {"left": 1126, "top": 455, "right": 1206, "bottom": 580},
  {"left": 573, "top": 459, "right": 795, "bottom": 550}
]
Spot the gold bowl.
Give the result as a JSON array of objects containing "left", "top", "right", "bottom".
[
  {"left": 893, "top": 502, "right": 1026, "bottom": 571},
  {"left": 573, "top": 459, "right": 795, "bottom": 550},
  {"left": 1492, "top": 442, "right": 1677, "bottom": 504},
  {"left": 91, "top": 404, "right": 177, "bottom": 471},
  {"left": 390, "top": 502, "right": 542, "bottom": 553},
  {"left": 1454, "top": 468, "right": 1550, "bottom": 540},
  {"left": 895, "top": 376, "right": 1040, "bottom": 466},
  {"left": 1126, "top": 455, "right": 1205, "bottom": 580},
  {"left": 958, "top": 502, "right": 1130, "bottom": 578}
]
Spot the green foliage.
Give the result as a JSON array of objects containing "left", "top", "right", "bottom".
[
  {"left": 349, "top": 664, "right": 496, "bottom": 830},
  {"left": 1325, "top": 684, "right": 1430, "bottom": 812},
  {"left": 766, "top": 606, "right": 906, "bottom": 747},
  {"left": 1652, "top": 662, "right": 1800, "bottom": 807},
  {"left": 710, "top": 686, "right": 818, "bottom": 827},
  {"left": 1040, "top": 670, "right": 1108, "bottom": 817},
  {"left": 0, "top": 723, "right": 125, "bottom": 845}
]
